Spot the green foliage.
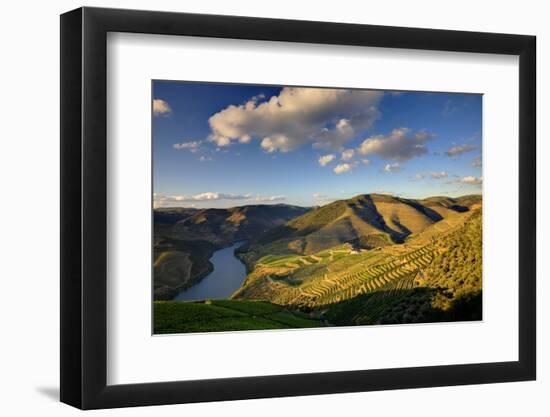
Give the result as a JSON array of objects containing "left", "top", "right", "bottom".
[
  {"left": 153, "top": 239, "right": 217, "bottom": 300},
  {"left": 324, "top": 209, "right": 483, "bottom": 325},
  {"left": 154, "top": 299, "right": 321, "bottom": 334},
  {"left": 424, "top": 209, "right": 482, "bottom": 305},
  {"left": 236, "top": 207, "right": 482, "bottom": 326}
]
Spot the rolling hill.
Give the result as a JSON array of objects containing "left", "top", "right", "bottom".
[
  {"left": 154, "top": 203, "right": 310, "bottom": 300},
  {"left": 170, "top": 204, "right": 310, "bottom": 245},
  {"left": 238, "top": 194, "right": 474, "bottom": 267},
  {"left": 154, "top": 193, "right": 482, "bottom": 332},
  {"left": 231, "top": 205, "right": 481, "bottom": 324}
]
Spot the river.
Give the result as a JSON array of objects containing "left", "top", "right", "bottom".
[{"left": 173, "top": 241, "right": 248, "bottom": 301}]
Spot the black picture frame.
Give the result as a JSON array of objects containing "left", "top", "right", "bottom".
[{"left": 60, "top": 6, "right": 536, "bottom": 410}]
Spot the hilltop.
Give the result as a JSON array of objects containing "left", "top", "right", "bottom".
[
  {"left": 231, "top": 203, "right": 481, "bottom": 326},
  {"left": 238, "top": 194, "right": 480, "bottom": 266},
  {"left": 171, "top": 204, "right": 310, "bottom": 245}
]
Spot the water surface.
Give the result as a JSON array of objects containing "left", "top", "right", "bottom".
[{"left": 173, "top": 241, "right": 247, "bottom": 301}]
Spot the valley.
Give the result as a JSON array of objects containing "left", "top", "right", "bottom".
[{"left": 153, "top": 193, "right": 482, "bottom": 333}]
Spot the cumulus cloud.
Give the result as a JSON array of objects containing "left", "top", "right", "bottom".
[
  {"left": 358, "top": 128, "right": 435, "bottom": 161},
  {"left": 341, "top": 149, "right": 355, "bottom": 160},
  {"left": 384, "top": 162, "right": 401, "bottom": 172},
  {"left": 207, "top": 87, "right": 383, "bottom": 151},
  {"left": 199, "top": 156, "right": 213, "bottom": 162},
  {"left": 334, "top": 162, "right": 356, "bottom": 174},
  {"left": 446, "top": 144, "right": 477, "bottom": 157},
  {"left": 458, "top": 176, "right": 482, "bottom": 185},
  {"left": 173, "top": 140, "right": 202, "bottom": 152},
  {"left": 430, "top": 171, "right": 448, "bottom": 179},
  {"left": 153, "top": 99, "right": 172, "bottom": 116},
  {"left": 361, "top": 159, "right": 370, "bottom": 166},
  {"left": 153, "top": 192, "right": 286, "bottom": 207},
  {"left": 318, "top": 154, "right": 336, "bottom": 166}
]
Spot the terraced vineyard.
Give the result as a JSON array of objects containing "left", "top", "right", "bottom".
[
  {"left": 234, "top": 204, "right": 481, "bottom": 327},
  {"left": 326, "top": 209, "right": 483, "bottom": 325},
  {"left": 236, "top": 243, "right": 436, "bottom": 308}
]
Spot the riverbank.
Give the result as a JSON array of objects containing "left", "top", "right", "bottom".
[{"left": 173, "top": 241, "right": 248, "bottom": 301}]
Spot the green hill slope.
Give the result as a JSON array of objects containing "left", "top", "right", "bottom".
[
  {"left": 153, "top": 193, "right": 483, "bottom": 332},
  {"left": 239, "top": 194, "right": 471, "bottom": 266},
  {"left": 154, "top": 204, "right": 310, "bottom": 300},
  {"left": 325, "top": 208, "right": 482, "bottom": 325},
  {"left": 233, "top": 206, "right": 482, "bottom": 326},
  {"left": 154, "top": 299, "right": 321, "bottom": 334}
]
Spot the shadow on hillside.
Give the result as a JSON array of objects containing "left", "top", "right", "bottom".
[{"left": 322, "top": 287, "right": 482, "bottom": 327}]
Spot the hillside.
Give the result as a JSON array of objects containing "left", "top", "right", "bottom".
[
  {"left": 171, "top": 204, "right": 310, "bottom": 244},
  {"left": 154, "top": 203, "right": 310, "bottom": 300},
  {"left": 153, "top": 193, "right": 482, "bottom": 332},
  {"left": 232, "top": 206, "right": 482, "bottom": 325},
  {"left": 238, "top": 194, "right": 475, "bottom": 267},
  {"left": 325, "top": 209, "right": 482, "bottom": 325},
  {"left": 154, "top": 299, "right": 321, "bottom": 334}
]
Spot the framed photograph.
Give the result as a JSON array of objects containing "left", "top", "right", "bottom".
[{"left": 60, "top": 7, "right": 536, "bottom": 409}]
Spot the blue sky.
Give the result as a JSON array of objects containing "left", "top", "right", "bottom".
[{"left": 153, "top": 81, "right": 482, "bottom": 208}]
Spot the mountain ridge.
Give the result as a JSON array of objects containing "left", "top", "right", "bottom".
[{"left": 239, "top": 194, "right": 481, "bottom": 264}]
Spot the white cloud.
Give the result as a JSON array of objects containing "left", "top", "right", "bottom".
[
  {"left": 248, "top": 195, "right": 286, "bottom": 203},
  {"left": 154, "top": 192, "right": 286, "bottom": 207},
  {"left": 341, "top": 149, "right": 355, "bottom": 160},
  {"left": 318, "top": 154, "right": 336, "bottom": 166},
  {"left": 458, "top": 176, "right": 482, "bottom": 185},
  {"left": 361, "top": 159, "right": 370, "bottom": 166},
  {"left": 207, "top": 87, "right": 383, "bottom": 151},
  {"left": 199, "top": 156, "right": 213, "bottom": 162},
  {"left": 173, "top": 140, "right": 202, "bottom": 152},
  {"left": 334, "top": 163, "right": 356, "bottom": 174},
  {"left": 384, "top": 162, "right": 401, "bottom": 172},
  {"left": 358, "top": 128, "right": 435, "bottom": 161},
  {"left": 446, "top": 144, "right": 477, "bottom": 157},
  {"left": 312, "top": 192, "right": 335, "bottom": 204},
  {"left": 153, "top": 99, "right": 172, "bottom": 116},
  {"left": 430, "top": 171, "right": 448, "bottom": 179}
]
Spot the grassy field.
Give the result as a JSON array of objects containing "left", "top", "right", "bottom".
[{"left": 154, "top": 299, "right": 322, "bottom": 334}]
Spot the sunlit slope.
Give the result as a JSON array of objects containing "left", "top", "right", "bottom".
[
  {"left": 326, "top": 208, "right": 482, "bottom": 325},
  {"left": 233, "top": 207, "right": 481, "bottom": 323},
  {"left": 240, "top": 194, "right": 465, "bottom": 263}
]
